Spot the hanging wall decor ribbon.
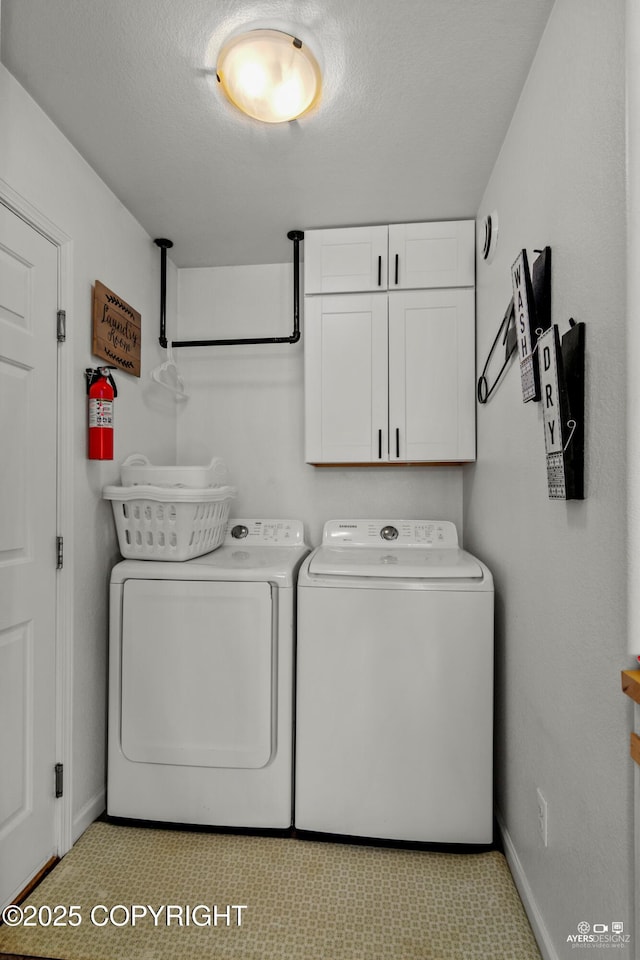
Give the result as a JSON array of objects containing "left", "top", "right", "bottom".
[
  {"left": 531, "top": 247, "right": 552, "bottom": 331},
  {"left": 477, "top": 298, "right": 517, "bottom": 404}
]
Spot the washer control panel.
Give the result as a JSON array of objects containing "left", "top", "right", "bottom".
[
  {"left": 322, "top": 519, "right": 459, "bottom": 548},
  {"left": 225, "top": 519, "right": 305, "bottom": 545}
]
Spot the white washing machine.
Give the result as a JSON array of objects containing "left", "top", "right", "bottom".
[
  {"left": 295, "top": 519, "right": 494, "bottom": 844},
  {"left": 108, "top": 519, "right": 309, "bottom": 828}
]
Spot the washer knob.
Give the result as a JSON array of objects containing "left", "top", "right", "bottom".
[
  {"left": 231, "top": 524, "right": 249, "bottom": 539},
  {"left": 380, "top": 525, "right": 399, "bottom": 541}
]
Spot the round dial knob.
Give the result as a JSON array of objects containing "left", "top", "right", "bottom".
[
  {"left": 231, "top": 524, "right": 249, "bottom": 539},
  {"left": 380, "top": 525, "right": 399, "bottom": 541}
]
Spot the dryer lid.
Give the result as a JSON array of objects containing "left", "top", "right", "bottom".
[{"left": 307, "top": 545, "right": 483, "bottom": 579}]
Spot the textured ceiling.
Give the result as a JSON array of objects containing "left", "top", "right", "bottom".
[{"left": 0, "top": 0, "right": 554, "bottom": 267}]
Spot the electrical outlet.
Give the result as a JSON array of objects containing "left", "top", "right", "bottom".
[{"left": 536, "top": 788, "right": 548, "bottom": 847}]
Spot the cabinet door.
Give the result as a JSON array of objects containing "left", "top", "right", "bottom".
[
  {"left": 304, "top": 226, "right": 388, "bottom": 294},
  {"left": 304, "top": 294, "right": 388, "bottom": 463},
  {"left": 388, "top": 289, "right": 476, "bottom": 462},
  {"left": 388, "top": 220, "right": 475, "bottom": 289}
]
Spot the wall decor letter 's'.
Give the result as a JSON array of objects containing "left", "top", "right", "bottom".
[{"left": 511, "top": 250, "right": 541, "bottom": 402}]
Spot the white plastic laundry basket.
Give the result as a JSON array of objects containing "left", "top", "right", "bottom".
[
  {"left": 103, "top": 484, "right": 236, "bottom": 561},
  {"left": 119, "top": 453, "right": 229, "bottom": 488}
]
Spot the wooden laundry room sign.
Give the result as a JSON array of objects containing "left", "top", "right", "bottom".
[{"left": 92, "top": 280, "right": 141, "bottom": 377}]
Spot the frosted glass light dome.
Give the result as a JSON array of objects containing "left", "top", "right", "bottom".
[{"left": 217, "top": 29, "right": 321, "bottom": 123}]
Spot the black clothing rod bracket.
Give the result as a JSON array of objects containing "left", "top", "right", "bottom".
[{"left": 154, "top": 231, "right": 304, "bottom": 349}]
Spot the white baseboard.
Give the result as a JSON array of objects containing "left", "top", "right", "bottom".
[
  {"left": 497, "top": 813, "right": 559, "bottom": 960},
  {"left": 71, "top": 789, "right": 106, "bottom": 845}
]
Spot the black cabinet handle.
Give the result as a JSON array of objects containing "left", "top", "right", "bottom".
[
  {"left": 395, "top": 428, "right": 400, "bottom": 458},
  {"left": 394, "top": 254, "right": 399, "bottom": 285},
  {"left": 378, "top": 429, "right": 383, "bottom": 459},
  {"left": 377, "top": 256, "right": 382, "bottom": 287}
]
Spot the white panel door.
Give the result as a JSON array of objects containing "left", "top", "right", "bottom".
[
  {"left": 121, "top": 580, "right": 274, "bottom": 769},
  {"left": 388, "top": 220, "right": 475, "bottom": 289},
  {"left": 0, "top": 204, "right": 58, "bottom": 907},
  {"left": 304, "top": 226, "right": 388, "bottom": 294},
  {"left": 388, "top": 289, "right": 476, "bottom": 461},
  {"left": 304, "top": 294, "right": 388, "bottom": 463}
]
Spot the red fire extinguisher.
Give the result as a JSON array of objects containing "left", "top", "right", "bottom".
[{"left": 86, "top": 367, "right": 117, "bottom": 460}]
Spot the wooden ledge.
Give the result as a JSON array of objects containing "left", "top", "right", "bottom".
[
  {"left": 621, "top": 672, "right": 640, "bottom": 767},
  {"left": 621, "top": 670, "right": 640, "bottom": 705}
]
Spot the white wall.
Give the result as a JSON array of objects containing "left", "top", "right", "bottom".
[
  {"left": 0, "top": 64, "right": 178, "bottom": 840},
  {"left": 465, "top": 2, "right": 632, "bottom": 955},
  {"left": 175, "top": 263, "right": 463, "bottom": 547}
]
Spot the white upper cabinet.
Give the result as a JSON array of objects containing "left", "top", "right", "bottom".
[
  {"left": 304, "top": 220, "right": 475, "bottom": 294},
  {"left": 388, "top": 220, "right": 475, "bottom": 289},
  {"left": 303, "top": 220, "right": 476, "bottom": 464},
  {"left": 304, "top": 226, "right": 388, "bottom": 294}
]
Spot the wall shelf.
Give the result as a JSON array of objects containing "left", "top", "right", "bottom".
[
  {"left": 621, "top": 670, "right": 640, "bottom": 705},
  {"left": 622, "top": 671, "right": 640, "bottom": 768}
]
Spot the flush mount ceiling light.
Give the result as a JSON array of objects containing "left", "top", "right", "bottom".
[{"left": 216, "top": 29, "right": 321, "bottom": 123}]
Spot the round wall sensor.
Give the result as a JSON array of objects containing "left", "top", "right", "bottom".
[{"left": 481, "top": 211, "right": 499, "bottom": 263}]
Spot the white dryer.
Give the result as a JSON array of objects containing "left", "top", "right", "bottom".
[
  {"left": 295, "top": 519, "right": 494, "bottom": 844},
  {"left": 108, "top": 519, "right": 309, "bottom": 829}
]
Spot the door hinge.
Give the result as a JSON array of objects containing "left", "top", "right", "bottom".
[
  {"left": 55, "top": 763, "right": 64, "bottom": 799},
  {"left": 56, "top": 536, "right": 64, "bottom": 570},
  {"left": 57, "top": 309, "right": 66, "bottom": 342}
]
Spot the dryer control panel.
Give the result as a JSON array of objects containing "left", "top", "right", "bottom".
[
  {"left": 322, "top": 519, "right": 459, "bottom": 548},
  {"left": 226, "top": 519, "right": 305, "bottom": 546}
]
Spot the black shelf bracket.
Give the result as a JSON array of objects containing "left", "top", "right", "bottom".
[{"left": 154, "top": 231, "right": 304, "bottom": 349}]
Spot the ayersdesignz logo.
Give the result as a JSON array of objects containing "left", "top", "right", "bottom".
[{"left": 567, "top": 920, "right": 631, "bottom": 948}]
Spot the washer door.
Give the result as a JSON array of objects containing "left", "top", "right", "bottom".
[{"left": 120, "top": 579, "right": 274, "bottom": 769}]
